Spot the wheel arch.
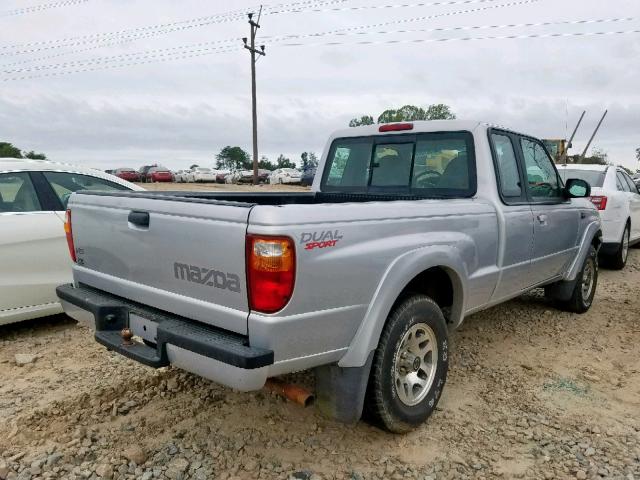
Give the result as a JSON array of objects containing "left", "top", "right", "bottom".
[{"left": 338, "top": 246, "right": 467, "bottom": 368}]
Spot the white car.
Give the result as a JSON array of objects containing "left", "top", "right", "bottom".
[
  {"left": 558, "top": 164, "right": 640, "bottom": 269},
  {"left": 0, "top": 159, "right": 143, "bottom": 325},
  {"left": 269, "top": 168, "right": 302, "bottom": 184},
  {"left": 173, "top": 170, "right": 187, "bottom": 182},
  {"left": 191, "top": 167, "right": 216, "bottom": 183}
]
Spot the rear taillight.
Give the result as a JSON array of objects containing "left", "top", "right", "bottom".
[
  {"left": 246, "top": 235, "right": 295, "bottom": 313},
  {"left": 589, "top": 196, "right": 608, "bottom": 210},
  {"left": 64, "top": 209, "right": 76, "bottom": 262}
]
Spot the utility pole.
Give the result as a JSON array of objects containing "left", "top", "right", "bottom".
[
  {"left": 580, "top": 110, "right": 608, "bottom": 161},
  {"left": 243, "top": 7, "right": 265, "bottom": 185}
]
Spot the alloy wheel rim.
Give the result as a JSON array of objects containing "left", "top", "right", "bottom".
[
  {"left": 581, "top": 258, "right": 595, "bottom": 302},
  {"left": 393, "top": 322, "right": 438, "bottom": 406},
  {"left": 622, "top": 228, "right": 629, "bottom": 263}
]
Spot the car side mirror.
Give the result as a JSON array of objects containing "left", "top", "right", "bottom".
[{"left": 565, "top": 178, "right": 591, "bottom": 198}]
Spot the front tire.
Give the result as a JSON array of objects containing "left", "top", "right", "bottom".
[{"left": 364, "top": 295, "right": 449, "bottom": 433}]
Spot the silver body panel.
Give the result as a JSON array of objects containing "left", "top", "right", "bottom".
[{"left": 64, "top": 121, "right": 600, "bottom": 389}]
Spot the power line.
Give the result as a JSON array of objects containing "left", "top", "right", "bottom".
[
  {"left": 292, "top": 16, "right": 637, "bottom": 40},
  {"left": 3, "top": 0, "right": 540, "bottom": 73},
  {"left": 4, "top": 28, "right": 639, "bottom": 82},
  {"left": 275, "top": 28, "right": 640, "bottom": 48},
  {"left": 268, "top": 0, "right": 502, "bottom": 14},
  {"left": 0, "top": 0, "right": 89, "bottom": 17},
  {"left": 262, "top": 0, "right": 543, "bottom": 43},
  {"left": 0, "top": 0, "right": 345, "bottom": 55}
]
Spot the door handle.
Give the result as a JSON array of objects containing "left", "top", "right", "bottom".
[
  {"left": 537, "top": 214, "right": 548, "bottom": 225},
  {"left": 128, "top": 211, "right": 150, "bottom": 228}
]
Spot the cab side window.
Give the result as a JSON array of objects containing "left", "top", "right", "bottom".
[
  {"left": 0, "top": 172, "right": 42, "bottom": 213},
  {"left": 520, "top": 138, "right": 563, "bottom": 201},
  {"left": 491, "top": 133, "right": 521, "bottom": 199}
]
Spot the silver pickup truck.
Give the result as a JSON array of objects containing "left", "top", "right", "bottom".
[{"left": 57, "top": 120, "right": 601, "bottom": 433}]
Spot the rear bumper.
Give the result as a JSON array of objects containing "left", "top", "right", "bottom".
[{"left": 56, "top": 284, "right": 273, "bottom": 391}]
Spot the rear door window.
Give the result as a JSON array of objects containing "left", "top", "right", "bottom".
[
  {"left": 0, "top": 172, "right": 42, "bottom": 213},
  {"left": 616, "top": 171, "right": 632, "bottom": 192},
  {"left": 622, "top": 172, "right": 639, "bottom": 193},
  {"left": 322, "top": 131, "right": 476, "bottom": 196},
  {"left": 43, "top": 171, "right": 128, "bottom": 208}
]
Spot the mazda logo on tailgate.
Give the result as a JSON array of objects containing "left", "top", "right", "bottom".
[{"left": 173, "top": 262, "right": 241, "bottom": 293}]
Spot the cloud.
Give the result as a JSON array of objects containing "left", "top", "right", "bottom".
[{"left": 1, "top": 0, "right": 639, "bottom": 169}]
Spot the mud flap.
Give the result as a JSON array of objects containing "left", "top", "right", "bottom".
[
  {"left": 314, "top": 352, "right": 373, "bottom": 423},
  {"left": 544, "top": 278, "right": 576, "bottom": 302}
]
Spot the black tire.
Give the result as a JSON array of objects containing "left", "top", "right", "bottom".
[
  {"left": 364, "top": 295, "right": 449, "bottom": 433},
  {"left": 606, "top": 224, "right": 630, "bottom": 270},
  {"left": 555, "top": 245, "right": 598, "bottom": 313}
]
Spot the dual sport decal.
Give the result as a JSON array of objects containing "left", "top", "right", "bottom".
[{"left": 300, "top": 230, "right": 343, "bottom": 250}]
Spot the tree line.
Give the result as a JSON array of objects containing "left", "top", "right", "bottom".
[
  {"left": 0, "top": 142, "right": 47, "bottom": 160},
  {"left": 349, "top": 103, "right": 456, "bottom": 126},
  {"left": 213, "top": 146, "right": 319, "bottom": 171}
]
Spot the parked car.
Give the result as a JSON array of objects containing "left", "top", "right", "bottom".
[
  {"left": 114, "top": 168, "right": 140, "bottom": 182},
  {"left": 0, "top": 158, "right": 143, "bottom": 325},
  {"left": 138, "top": 165, "right": 156, "bottom": 183},
  {"left": 191, "top": 167, "right": 216, "bottom": 183},
  {"left": 226, "top": 170, "right": 254, "bottom": 184},
  {"left": 301, "top": 167, "right": 316, "bottom": 186},
  {"left": 173, "top": 170, "right": 187, "bottom": 183},
  {"left": 146, "top": 166, "right": 173, "bottom": 183},
  {"left": 558, "top": 164, "right": 640, "bottom": 269},
  {"left": 216, "top": 170, "right": 231, "bottom": 183},
  {"left": 269, "top": 168, "right": 302, "bottom": 184},
  {"left": 57, "top": 121, "right": 600, "bottom": 433},
  {"left": 258, "top": 169, "right": 272, "bottom": 183}
]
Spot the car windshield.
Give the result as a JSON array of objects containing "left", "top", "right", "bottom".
[
  {"left": 322, "top": 131, "right": 476, "bottom": 196},
  {"left": 119, "top": 168, "right": 135, "bottom": 172},
  {"left": 196, "top": 168, "right": 211, "bottom": 172},
  {"left": 558, "top": 168, "right": 606, "bottom": 188}
]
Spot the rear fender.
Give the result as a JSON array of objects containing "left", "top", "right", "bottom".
[{"left": 338, "top": 245, "right": 467, "bottom": 368}]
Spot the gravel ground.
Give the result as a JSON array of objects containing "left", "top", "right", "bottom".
[{"left": 1, "top": 249, "right": 638, "bottom": 479}]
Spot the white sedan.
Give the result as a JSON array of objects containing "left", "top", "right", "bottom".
[
  {"left": 558, "top": 164, "right": 640, "bottom": 269},
  {"left": 0, "top": 159, "right": 142, "bottom": 325},
  {"left": 191, "top": 167, "right": 217, "bottom": 183},
  {"left": 269, "top": 168, "right": 302, "bottom": 184}
]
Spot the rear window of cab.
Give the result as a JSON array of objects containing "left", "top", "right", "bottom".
[{"left": 321, "top": 131, "right": 476, "bottom": 197}]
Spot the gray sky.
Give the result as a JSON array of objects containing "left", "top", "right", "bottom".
[{"left": 1, "top": 0, "right": 639, "bottom": 170}]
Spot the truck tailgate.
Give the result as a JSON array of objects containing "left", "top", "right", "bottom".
[{"left": 68, "top": 192, "right": 252, "bottom": 335}]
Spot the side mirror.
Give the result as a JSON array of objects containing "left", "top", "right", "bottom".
[{"left": 565, "top": 178, "right": 591, "bottom": 198}]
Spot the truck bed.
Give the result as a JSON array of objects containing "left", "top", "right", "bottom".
[{"left": 78, "top": 190, "right": 458, "bottom": 205}]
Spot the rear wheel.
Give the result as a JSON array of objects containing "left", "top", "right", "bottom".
[
  {"left": 364, "top": 295, "right": 448, "bottom": 433},
  {"left": 606, "top": 224, "right": 630, "bottom": 270}
]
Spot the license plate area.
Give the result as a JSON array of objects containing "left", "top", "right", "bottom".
[{"left": 129, "top": 313, "right": 158, "bottom": 345}]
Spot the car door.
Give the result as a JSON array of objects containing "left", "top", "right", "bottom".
[
  {"left": 0, "top": 171, "right": 69, "bottom": 313},
  {"left": 519, "top": 136, "right": 580, "bottom": 284},
  {"left": 487, "top": 130, "right": 535, "bottom": 299},
  {"left": 620, "top": 171, "right": 640, "bottom": 241}
]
